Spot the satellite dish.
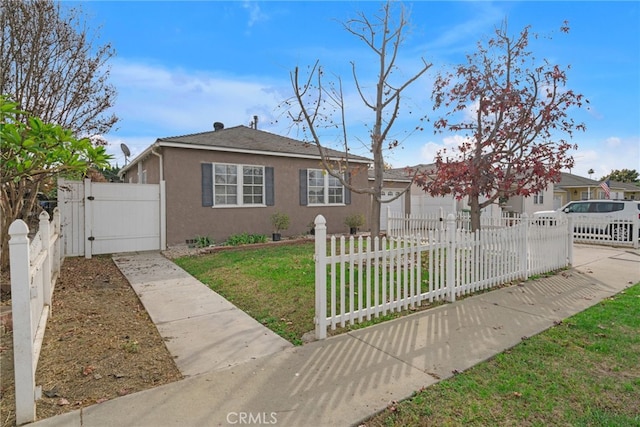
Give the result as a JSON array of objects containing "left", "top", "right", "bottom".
[
  {"left": 120, "top": 143, "right": 131, "bottom": 157},
  {"left": 121, "top": 143, "right": 131, "bottom": 165}
]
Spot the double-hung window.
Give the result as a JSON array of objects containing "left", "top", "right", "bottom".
[
  {"left": 305, "top": 169, "right": 344, "bottom": 205},
  {"left": 213, "top": 163, "right": 264, "bottom": 206},
  {"left": 533, "top": 192, "right": 544, "bottom": 204}
]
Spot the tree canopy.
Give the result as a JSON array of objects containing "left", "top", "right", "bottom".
[
  {"left": 417, "top": 21, "right": 587, "bottom": 231},
  {"left": 1, "top": 95, "right": 112, "bottom": 267},
  {"left": 601, "top": 169, "right": 639, "bottom": 184},
  {"left": 0, "top": 0, "right": 117, "bottom": 136}
]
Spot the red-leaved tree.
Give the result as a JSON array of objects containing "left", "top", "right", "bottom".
[{"left": 416, "top": 21, "right": 587, "bottom": 232}]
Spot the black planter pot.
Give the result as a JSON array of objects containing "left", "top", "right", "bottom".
[
  {"left": 349, "top": 227, "right": 357, "bottom": 235},
  {"left": 272, "top": 233, "right": 281, "bottom": 242}
]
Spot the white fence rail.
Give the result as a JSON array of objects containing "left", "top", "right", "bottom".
[
  {"left": 570, "top": 216, "right": 639, "bottom": 248},
  {"left": 9, "top": 208, "right": 63, "bottom": 425},
  {"left": 314, "top": 213, "right": 570, "bottom": 340},
  {"left": 387, "top": 209, "right": 522, "bottom": 237}
]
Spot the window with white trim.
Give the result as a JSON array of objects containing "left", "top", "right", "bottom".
[
  {"left": 533, "top": 192, "right": 543, "bottom": 204},
  {"left": 213, "top": 163, "right": 264, "bottom": 206},
  {"left": 307, "top": 169, "right": 344, "bottom": 205}
]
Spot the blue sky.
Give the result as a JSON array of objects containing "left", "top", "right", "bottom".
[{"left": 73, "top": 1, "right": 639, "bottom": 180}]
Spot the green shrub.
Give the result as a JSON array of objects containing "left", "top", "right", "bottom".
[
  {"left": 270, "top": 212, "right": 290, "bottom": 232},
  {"left": 195, "top": 235, "right": 213, "bottom": 248},
  {"left": 226, "top": 233, "right": 268, "bottom": 246},
  {"left": 344, "top": 213, "right": 366, "bottom": 228}
]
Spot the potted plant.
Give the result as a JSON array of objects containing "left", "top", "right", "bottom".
[
  {"left": 270, "top": 212, "right": 290, "bottom": 242},
  {"left": 344, "top": 213, "right": 365, "bottom": 235}
]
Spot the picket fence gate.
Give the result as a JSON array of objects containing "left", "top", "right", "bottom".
[
  {"left": 313, "top": 213, "right": 572, "bottom": 340},
  {"left": 9, "top": 209, "right": 63, "bottom": 425}
]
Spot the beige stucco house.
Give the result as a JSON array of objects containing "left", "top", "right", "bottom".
[
  {"left": 551, "top": 172, "right": 638, "bottom": 208},
  {"left": 120, "top": 124, "right": 372, "bottom": 246}
]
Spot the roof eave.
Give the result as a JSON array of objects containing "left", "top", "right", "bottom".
[{"left": 156, "top": 140, "right": 372, "bottom": 164}]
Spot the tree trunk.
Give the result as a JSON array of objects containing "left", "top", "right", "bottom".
[
  {"left": 469, "top": 194, "right": 482, "bottom": 233},
  {"left": 370, "top": 193, "right": 381, "bottom": 238},
  {"left": 369, "top": 131, "right": 385, "bottom": 238}
]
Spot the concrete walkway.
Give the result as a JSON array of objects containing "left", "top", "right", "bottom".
[
  {"left": 111, "top": 252, "right": 292, "bottom": 377},
  {"left": 31, "top": 244, "right": 639, "bottom": 427}
]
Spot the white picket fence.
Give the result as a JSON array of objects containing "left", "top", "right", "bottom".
[
  {"left": 313, "top": 213, "right": 571, "bottom": 340},
  {"left": 387, "top": 209, "right": 523, "bottom": 236},
  {"left": 389, "top": 209, "right": 639, "bottom": 249},
  {"left": 9, "top": 208, "right": 63, "bottom": 425},
  {"left": 570, "top": 216, "right": 639, "bottom": 248}
]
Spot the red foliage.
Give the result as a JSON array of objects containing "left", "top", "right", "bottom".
[{"left": 420, "top": 21, "right": 587, "bottom": 229}]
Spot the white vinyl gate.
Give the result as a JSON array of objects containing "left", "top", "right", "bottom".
[{"left": 57, "top": 178, "right": 166, "bottom": 257}]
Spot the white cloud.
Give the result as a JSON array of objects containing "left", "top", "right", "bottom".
[
  {"left": 102, "top": 58, "right": 293, "bottom": 165},
  {"left": 242, "top": 1, "right": 268, "bottom": 28},
  {"left": 605, "top": 136, "right": 621, "bottom": 148},
  {"left": 108, "top": 59, "right": 289, "bottom": 134},
  {"left": 570, "top": 136, "right": 639, "bottom": 179}
]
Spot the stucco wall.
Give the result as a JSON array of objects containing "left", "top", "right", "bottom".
[{"left": 158, "top": 147, "right": 371, "bottom": 245}]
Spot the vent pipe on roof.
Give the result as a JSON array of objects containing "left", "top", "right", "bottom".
[
  {"left": 250, "top": 115, "right": 258, "bottom": 129},
  {"left": 213, "top": 122, "right": 224, "bottom": 131}
]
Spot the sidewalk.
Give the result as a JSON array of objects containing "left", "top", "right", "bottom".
[
  {"left": 31, "top": 244, "right": 639, "bottom": 427},
  {"left": 111, "top": 252, "right": 292, "bottom": 377}
]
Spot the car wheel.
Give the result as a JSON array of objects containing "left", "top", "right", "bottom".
[{"left": 611, "top": 225, "right": 630, "bottom": 242}]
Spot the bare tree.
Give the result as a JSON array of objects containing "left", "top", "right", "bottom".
[
  {"left": 0, "top": 0, "right": 117, "bottom": 137},
  {"left": 285, "top": 1, "right": 431, "bottom": 237}
]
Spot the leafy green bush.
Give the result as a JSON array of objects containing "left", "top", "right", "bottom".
[
  {"left": 344, "top": 213, "right": 366, "bottom": 228},
  {"left": 270, "top": 212, "right": 290, "bottom": 232},
  {"left": 226, "top": 233, "right": 268, "bottom": 246},
  {"left": 195, "top": 235, "right": 213, "bottom": 248}
]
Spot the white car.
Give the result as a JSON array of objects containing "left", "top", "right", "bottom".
[{"left": 534, "top": 200, "right": 640, "bottom": 242}]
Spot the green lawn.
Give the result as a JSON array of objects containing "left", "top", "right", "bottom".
[
  {"left": 175, "top": 241, "right": 443, "bottom": 345},
  {"left": 176, "top": 244, "right": 639, "bottom": 425},
  {"left": 362, "top": 283, "right": 640, "bottom": 426},
  {"left": 175, "top": 243, "right": 317, "bottom": 345}
]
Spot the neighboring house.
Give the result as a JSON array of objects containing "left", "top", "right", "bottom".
[
  {"left": 380, "top": 164, "right": 501, "bottom": 218},
  {"left": 607, "top": 180, "right": 640, "bottom": 201},
  {"left": 367, "top": 167, "right": 639, "bottom": 219},
  {"left": 499, "top": 187, "right": 555, "bottom": 216},
  {"left": 367, "top": 168, "right": 413, "bottom": 232},
  {"left": 119, "top": 124, "right": 372, "bottom": 246},
  {"left": 551, "top": 172, "right": 633, "bottom": 208}
]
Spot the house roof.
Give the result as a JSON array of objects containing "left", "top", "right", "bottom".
[
  {"left": 367, "top": 168, "right": 413, "bottom": 182},
  {"left": 608, "top": 180, "right": 640, "bottom": 192},
  {"left": 555, "top": 172, "right": 638, "bottom": 191},
  {"left": 367, "top": 163, "right": 436, "bottom": 183},
  {"left": 121, "top": 125, "right": 372, "bottom": 175},
  {"left": 555, "top": 172, "right": 600, "bottom": 188}
]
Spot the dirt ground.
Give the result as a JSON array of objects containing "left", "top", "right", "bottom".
[{"left": 0, "top": 255, "right": 183, "bottom": 427}]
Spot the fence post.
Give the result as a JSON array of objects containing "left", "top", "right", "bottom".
[
  {"left": 314, "top": 214, "right": 327, "bottom": 340},
  {"left": 521, "top": 213, "right": 529, "bottom": 280},
  {"left": 445, "top": 214, "right": 456, "bottom": 302},
  {"left": 39, "top": 211, "right": 52, "bottom": 308},
  {"left": 84, "top": 178, "right": 92, "bottom": 259},
  {"left": 9, "top": 219, "right": 37, "bottom": 425},
  {"left": 52, "top": 207, "right": 62, "bottom": 283},
  {"left": 634, "top": 212, "right": 639, "bottom": 250},
  {"left": 567, "top": 216, "right": 574, "bottom": 266}
]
